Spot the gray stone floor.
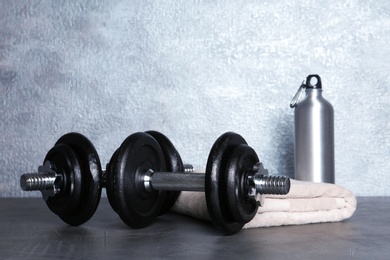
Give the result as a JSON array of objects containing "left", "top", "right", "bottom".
[{"left": 0, "top": 197, "right": 388, "bottom": 259}]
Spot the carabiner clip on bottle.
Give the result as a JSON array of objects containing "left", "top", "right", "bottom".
[{"left": 290, "top": 81, "right": 306, "bottom": 108}]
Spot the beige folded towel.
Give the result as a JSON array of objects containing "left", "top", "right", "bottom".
[{"left": 172, "top": 179, "right": 357, "bottom": 229}]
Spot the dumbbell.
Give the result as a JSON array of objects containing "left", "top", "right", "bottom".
[
  {"left": 105, "top": 131, "right": 290, "bottom": 235},
  {"left": 20, "top": 131, "right": 190, "bottom": 226}
]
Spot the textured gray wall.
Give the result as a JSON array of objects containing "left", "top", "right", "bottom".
[{"left": 1, "top": 0, "right": 389, "bottom": 197}]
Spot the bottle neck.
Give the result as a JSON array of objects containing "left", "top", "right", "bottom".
[{"left": 305, "top": 88, "right": 322, "bottom": 97}]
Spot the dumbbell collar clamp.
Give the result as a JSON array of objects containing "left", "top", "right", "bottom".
[
  {"left": 20, "top": 161, "right": 62, "bottom": 201},
  {"left": 247, "top": 162, "right": 269, "bottom": 207}
]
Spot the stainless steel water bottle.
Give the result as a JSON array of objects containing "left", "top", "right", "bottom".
[{"left": 290, "top": 75, "right": 335, "bottom": 183}]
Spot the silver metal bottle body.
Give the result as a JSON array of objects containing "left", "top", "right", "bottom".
[{"left": 294, "top": 88, "right": 335, "bottom": 183}]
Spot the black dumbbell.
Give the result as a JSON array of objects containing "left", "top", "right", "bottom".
[
  {"left": 20, "top": 132, "right": 191, "bottom": 225},
  {"left": 105, "top": 131, "right": 290, "bottom": 235}
]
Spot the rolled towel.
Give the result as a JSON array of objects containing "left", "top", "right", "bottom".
[{"left": 171, "top": 179, "right": 357, "bottom": 229}]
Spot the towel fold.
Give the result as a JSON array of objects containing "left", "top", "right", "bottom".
[{"left": 172, "top": 179, "right": 357, "bottom": 229}]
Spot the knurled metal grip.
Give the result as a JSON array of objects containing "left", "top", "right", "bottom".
[{"left": 145, "top": 171, "right": 205, "bottom": 192}]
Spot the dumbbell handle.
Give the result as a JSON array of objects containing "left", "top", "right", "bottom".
[
  {"left": 144, "top": 167, "right": 290, "bottom": 199},
  {"left": 145, "top": 171, "right": 205, "bottom": 192}
]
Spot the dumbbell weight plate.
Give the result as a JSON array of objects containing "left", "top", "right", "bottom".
[
  {"left": 205, "top": 132, "right": 248, "bottom": 235},
  {"left": 146, "top": 131, "right": 184, "bottom": 215},
  {"left": 44, "top": 143, "right": 83, "bottom": 225},
  {"left": 111, "top": 132, "right": 167, "bottom": 228},
  {"left": 226, "top": 144, "right": 259, "bottom": 224},
  {"left": 106, "top": 148, "right": 120, "bottom": 213},
  {"left": 52, "top": 133, "right": 102, "bottom": 226}
]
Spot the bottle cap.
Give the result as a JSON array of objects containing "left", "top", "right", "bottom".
[{"left": 306, "top": 75, "right": 322, "bottom": 89}]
